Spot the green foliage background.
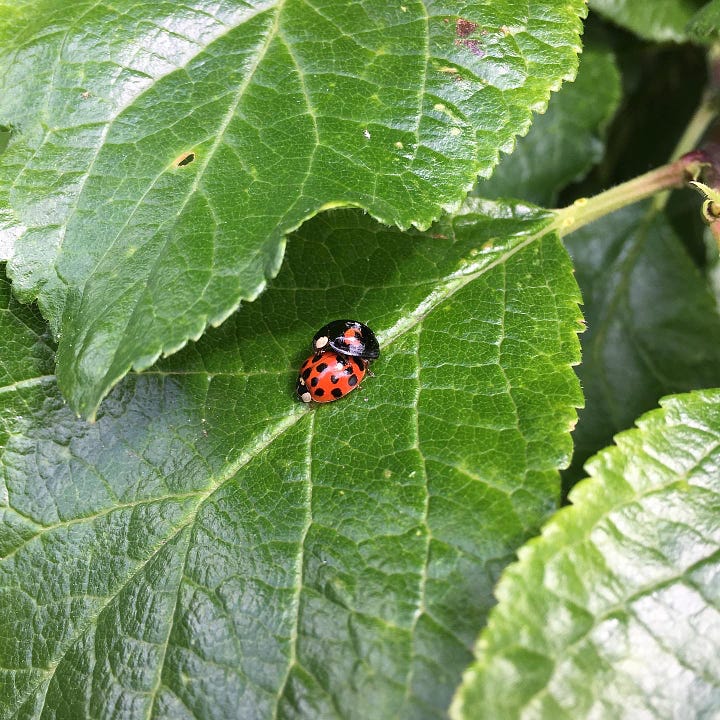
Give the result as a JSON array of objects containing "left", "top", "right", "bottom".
[{"left": 1, "top": 1, "right": 719, "bottom": 719}]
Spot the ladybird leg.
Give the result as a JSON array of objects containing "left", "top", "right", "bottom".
[{"left": 359, "top": 358, "right": 373, "bottom": 377}]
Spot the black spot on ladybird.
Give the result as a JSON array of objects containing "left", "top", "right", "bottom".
[
  {"left": 316, "top": 362, "right": 328, "bottom": 373},
  {"left": 315, "top": 388, "right": 325, "bottom": 397},
  {"left": 331, "top": 388, "right": 343, "bottom": 398},
  {"left": 348, "top": 375, "right": 358, "bottom": 387},
  {"left": 302, "top": 367, "right": 313, "bottom": 381},
  {"left": 310, "top": 376, "right": 319, "bottom": 387}
]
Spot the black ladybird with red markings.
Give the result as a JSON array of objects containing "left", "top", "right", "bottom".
[
  {"left": 296, "top": 350, "right": 367, "bottom": 404},
  {"left": 311, "top": 319, "right": 380, "bottom": 360}
]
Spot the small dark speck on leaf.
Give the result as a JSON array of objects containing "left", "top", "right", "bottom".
[
  {"left": 456, "top": 18, "right": 479, "bottom": 38},
  {"left": 453, "top": 19, "right": 484, "bottom": 57},
  {"left": 455, "top": 37, "right": 485, "bottom": 57},
  {"left": 175, "top": 152, "right": 196, "bottom": 167}
]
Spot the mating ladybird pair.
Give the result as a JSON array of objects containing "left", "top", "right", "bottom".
[{"left": 296, "top": 320, "right": 379, "bottom": 404}]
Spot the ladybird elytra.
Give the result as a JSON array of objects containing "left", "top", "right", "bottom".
[
  {"left": 296, "top": 350, "right": 367, "bottom": 403},
  {"left": 311, "top": 319, "right": 380, "bottom": 360}
]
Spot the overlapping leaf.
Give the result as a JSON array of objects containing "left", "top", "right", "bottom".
[
  {"left": 563, "top": 203, "right": 720, "bottom": 485},
  {"left": 0, "top": 202, "right": 583, "bottom": 719},
  {"left": 477, "top": 44, "right": 621, "bottom": 206},
  {"left": 0, "top": 0, "right": 585, "bottom": 418},
  {"left": 589, "top": 0, "right": 706, "bottom": 41},
  {"left": 452, "top": 389, "right": 720, "bottom": 719}
]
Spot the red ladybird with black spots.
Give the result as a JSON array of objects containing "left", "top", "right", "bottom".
[{"left": 296, "top": 350, "right": 368, "bottom": 404}]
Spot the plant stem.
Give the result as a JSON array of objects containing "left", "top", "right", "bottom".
[
  {"left": 554, "top": 157, "right": 696, "bottom": 238},
  {"left": 653, "top": 93, "right": 718, "bottom": 211},
  {"left": 556, "top": 46, "right": 720, "bottom": 236}
]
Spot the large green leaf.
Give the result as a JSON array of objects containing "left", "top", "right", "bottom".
[
  {"left": 452, "top": 388, "right": 720, "bottom": 719},
  {"left": 0, "top": 0, "right": 585, "bottom": 419},
  {"left": 589, "top": 0, "right": 706, "bottom": 41},
  {"left": 563, "top": 204, "right": 720, "bottom": 486},
  {"left": 477, "top": 44, "right": 621, "bottom": 206},
  {"left": 0, "top": 202, "right": 583, "bottom": 718}
]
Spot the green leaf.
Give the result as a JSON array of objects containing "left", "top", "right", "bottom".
[
  {"left": 0, "top": 270, "right": 55, "bottom": 489},
  {"left": 452, "top": 388, "right": 720, "bottom": 720},
  {"left": 477, "top": 44, "right": 621, "bottom": 206},
  {"left": 0, "top": 270, "right": 54, "bottom": 388},
  {"left": 563, "top": 203, "right": 720, "bottom": 486},
  {"left": 589, "top": 0, "right": 707, "bottom": 42},
  {"left": 687, "top": 0, "right": 720, "bottom": 41},
  {"left": 0, "top": 127, "right": 9, "bottom": 157},
  {"left": 0, "top": 202, "right": 582, "bottom": 719},
  {"left": 0, "top": 0, "right": 585, "bottom": 419}
]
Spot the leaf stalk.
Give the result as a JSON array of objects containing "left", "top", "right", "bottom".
[{"left": 554, "top": 156, "right": 700, "bottom": 237}]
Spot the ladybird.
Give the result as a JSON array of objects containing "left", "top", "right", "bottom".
[
  {"left": 296, "top": 350, "right": 367, "bottom": 403},
  {"left": 312, "top": 319, "right": 380, "bottom": 360}
]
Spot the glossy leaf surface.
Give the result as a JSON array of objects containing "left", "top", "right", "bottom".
[
  {"left": 0, "top": 0, "right": 585, "bottom": 418},
  {"left": 0, "top": 202, "right": 583, "bottom": 719},
  {"left": 453, "top": 389, "right": 720, "bottom": 719},
  {"left": 477, "top": 44, "right": 621, "bottom": 206}
]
